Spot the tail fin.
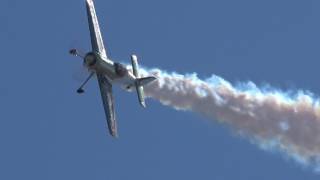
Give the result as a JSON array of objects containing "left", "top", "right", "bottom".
[
  {"left": 131, "top": 55, "right": 157, "bottom": 108},
  {"left": 137, "top": 76, "right": 157, "bottom": 86}
]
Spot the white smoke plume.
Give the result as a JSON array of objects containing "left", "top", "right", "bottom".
[{"left": 139, "top": 67, "right": 320, "bottom": 171}]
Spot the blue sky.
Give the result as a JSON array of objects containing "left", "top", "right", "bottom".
[{"left": 1, "top": 0, "right": 320, "bottom": 179}]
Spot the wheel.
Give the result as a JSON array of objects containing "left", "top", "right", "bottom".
[{"left": 77, "top": 88, "right": 84, "bottom": 94}]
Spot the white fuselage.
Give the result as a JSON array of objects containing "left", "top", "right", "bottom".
[{"left": 85, "top": 52, "right": 137, "bottom": 90}]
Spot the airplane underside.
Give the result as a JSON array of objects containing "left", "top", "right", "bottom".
[{"left": 69, "top": 0, "right": 156, "bottom": 138}]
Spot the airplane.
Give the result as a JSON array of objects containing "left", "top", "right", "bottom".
[{"left": 69, "top": 0, "right": 157, "bottom": 137}]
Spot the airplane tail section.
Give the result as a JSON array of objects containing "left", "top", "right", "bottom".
[
  {"left": 135, "top": 84, "right": 146, "bottom": 107},
  {"left": 131, "top": 55, "right": 156, "bottom": 108},
  {"left": 137, "top": 76, "right": 157, "bottom": 86}
]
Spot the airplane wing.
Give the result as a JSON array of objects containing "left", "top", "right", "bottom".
[
  {"left": 85, "top": 0, "right": 108, "bottom": 59},
  {"left": 97, "top": 73, "right": 118, "bottom": 137}
]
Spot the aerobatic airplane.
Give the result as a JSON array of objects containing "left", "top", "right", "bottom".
[{"left": 69, "top": 0, "right": 156, "bottom": 137}]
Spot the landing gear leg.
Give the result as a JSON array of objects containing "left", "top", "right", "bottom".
[{"left": 76, "top": 72, "right": 95, "bottom": 94}]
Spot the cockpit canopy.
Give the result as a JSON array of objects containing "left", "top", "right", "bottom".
[{"left": 114, "top": 63, "right": 128, "bottom": 77}]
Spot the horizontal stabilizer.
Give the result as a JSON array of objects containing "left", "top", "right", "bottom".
[
  {"left": 136, "top": 85, "right": 146, "bottom": 108},
  {"left": 131, "top": 55, "right": 140, "bottom": 78},
  {"left": 131, "top": 54, "right": 157, "bottom": 107}
]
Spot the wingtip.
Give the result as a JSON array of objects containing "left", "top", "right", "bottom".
[
  {"left": 141, "top": 102, "right": 147, "bottom": 108},
  {"left": 86, "top": 0, "right": 93, "bottom": 5},
  {"left": 110, "top": 130, "right": 118, "bottom": 138}
]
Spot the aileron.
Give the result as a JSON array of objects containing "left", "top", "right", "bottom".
[
  {"left": 86, "top": 0, "right": 107, "bottom": 59},
  {"left": 97, "top": 73, "right": 117, "bottom": 137}
]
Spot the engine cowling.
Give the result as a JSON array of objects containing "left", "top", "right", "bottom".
[{"left": 84, "top": 52, "right": 97, "bottom": 67}]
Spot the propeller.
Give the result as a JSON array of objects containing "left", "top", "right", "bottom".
[
  {"left": 69, "top": 46, "right": 95, "bottom": 94},
  {"left": 69, "top": 48, "right": 85, "bottom": 58}
]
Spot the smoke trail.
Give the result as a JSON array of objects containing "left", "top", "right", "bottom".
[{"left": 139, "top": 67, "right": 320, "bottom": 170}]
